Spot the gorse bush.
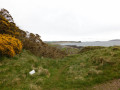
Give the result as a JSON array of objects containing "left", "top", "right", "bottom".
[
  {"left": 23, "top": 33, "right": 66, "bottom": 58},
  {"left": 0, "top": 8, "right": 14, "bottom": 22},
  {"left": 0, "top": 15, "right": 20, "bottom": 37},
  {"left": 0, "top": 34, "right": 22, "bottom": 57},
  {"left": 0, "top": 8, "right": 66, "bottom": 58}
]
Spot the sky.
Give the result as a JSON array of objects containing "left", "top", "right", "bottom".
[{"left": 1, "top": 0, "right": 120, "bottom": 41}]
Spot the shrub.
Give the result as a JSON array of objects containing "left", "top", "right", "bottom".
[
  {"left": 0, "top": 8, "right": 66, "bottom": 58},
  {"left": 79, "top": 46, "right": 105, "bottom": 53},
  {"left": 0, "top": 34, "right": 22, "bottom": 57},
  {"left": 23, "top": 38, "right": 67, "bottom": 58},
  {"left": 0, "top": 15, "right": 20, "bottom": 37},
  {"left": 0, "top": 8, "right": 14, "bottom": 22}
]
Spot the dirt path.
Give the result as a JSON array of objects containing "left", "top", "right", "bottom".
[
  {"left": 91, "top": 79, "right": 120, "bottom": 90},
  {"left": 55, "top": 58, "right": 73, "bottom": 81},
  {"left": 55, "top": 64, "right": 69, "bottom": 81}
]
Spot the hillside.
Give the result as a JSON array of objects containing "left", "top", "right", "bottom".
[{"left": 0, "top": 46, "right": 120, "bottom": 90}]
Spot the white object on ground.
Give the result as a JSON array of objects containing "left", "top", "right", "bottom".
[{"left": 29, "top": 70, "right": 35, "bottom": 75}]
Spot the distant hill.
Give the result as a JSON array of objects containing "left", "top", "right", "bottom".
[{"left": 109, "top": 39, "right": 120, "bottom": 41}]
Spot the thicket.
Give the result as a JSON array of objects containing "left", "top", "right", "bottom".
[
  {"left": 79, "top": 46, "right": 105, "bottom": 53},
  {"left": 0, "top": 34, "right": 22, "bottom": 57},
  {"left": 0, "top": 8, "right": 66, "bottom": 58}
]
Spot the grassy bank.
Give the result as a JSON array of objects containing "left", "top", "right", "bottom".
[{"left": 0, "top": 46, "right": 120, "bottom": 89}]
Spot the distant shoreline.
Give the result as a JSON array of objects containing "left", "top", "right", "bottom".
[{"left": 45, "top": 41, "right": 81, "bottom": 44}]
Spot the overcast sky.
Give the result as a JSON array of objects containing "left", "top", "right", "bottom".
[{"left": 1, "top": 0, "right": 120, "bottom": 41}]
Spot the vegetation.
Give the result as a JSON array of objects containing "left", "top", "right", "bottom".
[
  {"left": 0, "top": 8, "right": 66, "bottom": 58},
  {"left": 79, "top": 46, "right": 105, "bottom": 53},
  {"left": 0, "top": 8, "right": 120, "bottom": 90},
  {"left": 0, "top": 34, "right": 22, "bottom": 57},
  {"left": 0, "top": 46, "right": 120, "bottom": 89},
  {"left": 48, "top": 44, "right": 80, "bottom": 55}
]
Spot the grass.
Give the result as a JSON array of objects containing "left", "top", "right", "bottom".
[{"left": 0, "top": 46, "right": 120, "bottom": 89}]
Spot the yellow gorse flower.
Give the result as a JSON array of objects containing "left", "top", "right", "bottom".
[{"left": 0, "top": 34, "right": 22, "bottom": 57}]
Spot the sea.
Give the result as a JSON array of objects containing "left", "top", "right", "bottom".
[{"left": 60, "top": 41, "right": 120, "bottom": 47}]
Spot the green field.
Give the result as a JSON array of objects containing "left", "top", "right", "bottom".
[{"left": 0, "top": 46, "right": 120, "bottom": 90}]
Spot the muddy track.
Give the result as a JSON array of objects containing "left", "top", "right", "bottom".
[{"left": 91, "top": 79, "right": 120, "bottom": 90}]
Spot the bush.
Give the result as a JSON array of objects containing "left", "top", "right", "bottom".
[
  {"left": 23, "top": 38, "right": 67, "bottom": 58},
  {"left": 0, "top": 15, "right": 20, "bottom": 36},
  {"left": 0, "top": 34, "right": 22, "bottom": 57},
  {"left": 79, "top": 46, "right": 105, "bottom": 53},
  {"left": 0, "top": 8, "right": 66, "bottom": 58}
]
